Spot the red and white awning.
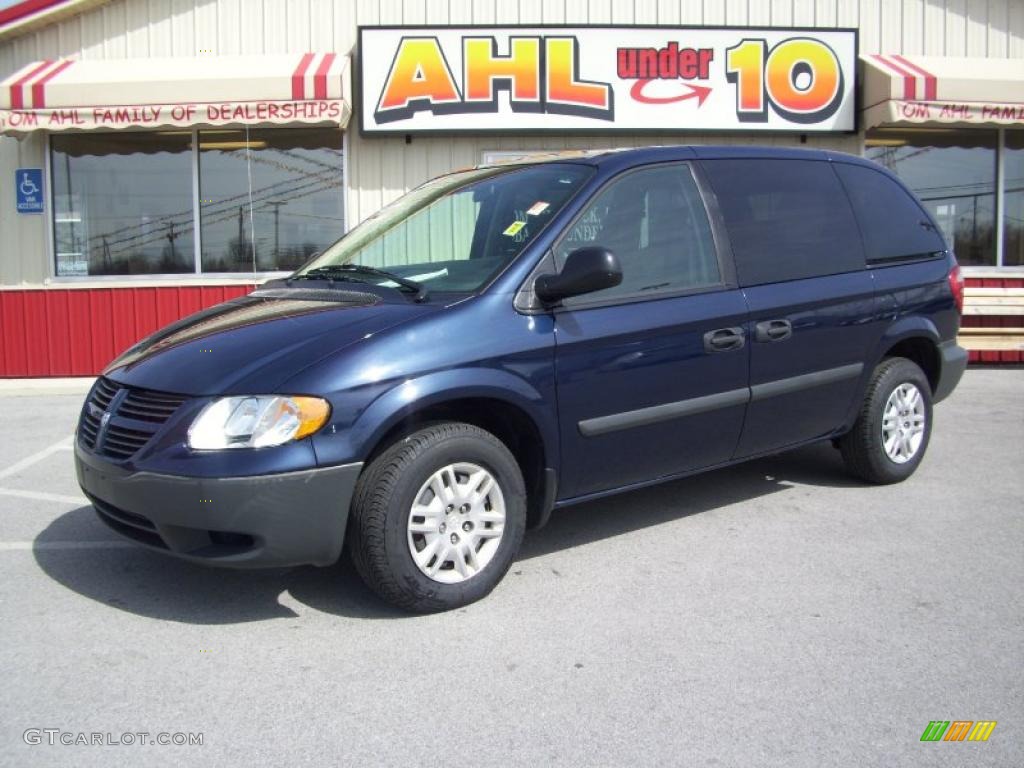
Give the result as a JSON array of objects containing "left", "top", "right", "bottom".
[
  {"left": 862, "top": 54, "right": 1024, "bottom": 129},
  {"left": 0, "top": 53, "right": 351, "bottom": 135}
]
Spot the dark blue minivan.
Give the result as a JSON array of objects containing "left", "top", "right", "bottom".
[{"left": 75, "top": 146, "right": 967, "bottom": 611}]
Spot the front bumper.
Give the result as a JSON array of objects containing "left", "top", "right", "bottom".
[
  {"left": 934, "top": 339, "right": 969, "bottom": 404},
  {"left": 76, "top": 444, "right": 362, "bottom": 568}
]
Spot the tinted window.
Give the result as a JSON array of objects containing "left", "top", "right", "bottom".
[
  {"left": 835, "top": 162, "right": 947, "bottom": 263},
  {"left": 864, "top": 128, "right": 995, "bottom": 266},
  {"left": 703, "top": 159, "right": 864, "bottom": 286},
  {"left": 554, "top": 163, "right": 720, "bottom": 303}
]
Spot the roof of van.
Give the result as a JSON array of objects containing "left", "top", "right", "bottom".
[{"left": 478, "top": 144, "right": 875, "bottom": 170}]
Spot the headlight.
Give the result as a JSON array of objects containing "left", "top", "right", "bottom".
[{"left": 187, "top": 395, "right": 331, "bottom": 450}]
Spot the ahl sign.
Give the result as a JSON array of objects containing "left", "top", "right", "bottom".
[{"left": 359, "top": 26, "right": 857, "bottom": 133}]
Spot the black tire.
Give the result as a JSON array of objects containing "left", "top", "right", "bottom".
[
  {"left": 839, "top": 357, "right": 933, "bottom": 484},
  {"left": 347, "top": 422, "right": 527, "bottom": 613}
]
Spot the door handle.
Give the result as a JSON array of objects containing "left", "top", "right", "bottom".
[
  {"left": 703, "top": 326, "right": 746, "bottom": 353},
  {"left": 754, "top": 319, "right": 793, "bottom": 343}
]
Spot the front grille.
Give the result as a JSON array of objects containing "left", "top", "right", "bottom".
[
  {"left": 102, "top": 425, "right": 155, "bottom": 460},
  {"left": 79, "top": 377, "right": 120, "bottom": 447},
  {"left": 118, "top": 389, "right": 188, "bottom": 423},
  {"left": 91, "top": 377, "right": 120, "bottom": 410},
  {"left": 79, "top": 409, "right": 100, "bottom": 446},
  {"left": 78, "top": 377, "right": 188, "bottom": 461}
]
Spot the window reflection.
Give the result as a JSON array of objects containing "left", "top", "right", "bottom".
[
  {"left": 1004, "top": 131, "right": 1023, "bottom": 267},
  {"left": 51, "top": 132, "right": 194, "bottom": 276},
  {"left": 865, "top": 129, "right": 997, "bottom": 266},
  {"left": 198, "top": 128, "right": 344, "bottom": 273}
]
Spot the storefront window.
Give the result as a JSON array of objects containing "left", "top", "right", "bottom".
[
  {"left": 1004, "top": 131, "right": 1024, "bottom": 267},
  {"left": 50, "top": 128, "right": 344, "bottom": 277},
  {"left": 865, "top": 129, "right": 997, "bottom": 266},
  {"left": 198, "top": 128, "right": 344, "bottom": 272},
  {"left": 51, "top": 132, "right": 194, "bottom": 276}
]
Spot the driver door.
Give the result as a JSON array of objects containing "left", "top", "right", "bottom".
[{"left": 550, "top": 163, "right": 750, "bottom": 500}]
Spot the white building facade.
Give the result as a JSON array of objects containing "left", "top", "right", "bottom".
[{"left": 0, "top": 0, "right": 1021, "bottom": 374}]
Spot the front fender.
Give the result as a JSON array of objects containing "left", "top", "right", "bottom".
[{"left": 311, "top": 367, "right": 559, "bottom": 471}]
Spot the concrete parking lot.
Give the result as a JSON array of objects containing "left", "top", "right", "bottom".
[{"left": 0, "top": 370, "right": 1020, "bottom": 767}]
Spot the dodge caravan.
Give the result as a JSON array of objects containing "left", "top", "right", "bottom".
[{"left": 75, "top": 146, "right": 967, "bottom": 612}]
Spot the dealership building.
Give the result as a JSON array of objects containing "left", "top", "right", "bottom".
[{"left": 0, "top": 0, "right": 1021, "bottom": 376}]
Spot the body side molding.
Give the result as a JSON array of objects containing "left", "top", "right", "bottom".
[
  {"left": 578, "top": 387, "right": 750, "bottom": 437},
  {"left": 577, "top": 363, "right": 864, "bottom": 437},
  {"left": 750, "top": 363, "right": 864, "bottom": 401}
]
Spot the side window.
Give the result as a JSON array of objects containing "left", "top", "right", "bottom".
[
  {"left": 834, "top": 163, "right": 947, "bottom": 263},
  {"left": 554, "top": 164, "right": 720, "bottom": 303},
  {"left": 702, "top": 159, "right": 864, "bottom": 286}
]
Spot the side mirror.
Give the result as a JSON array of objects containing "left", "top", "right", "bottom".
[{"left": 534, "top": 247, "right": 622, "bottom": 305}]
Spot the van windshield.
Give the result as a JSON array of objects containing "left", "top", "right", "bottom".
[{"left": 293, "top": 163, "right": 594, "bottom": 293}]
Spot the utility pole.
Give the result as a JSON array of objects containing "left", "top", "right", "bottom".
[
  {"left": 264, "top": 200, "right": 287, "bottom": 266},
  {"left": 237, "top": 204, "right": 247, "bottom": 267}
]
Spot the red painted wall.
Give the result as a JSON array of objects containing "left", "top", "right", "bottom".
[
  {"left": 0, "top": 279, "right": 1020, "bottom": 377},
  {"left": 0, "top": 285, "right": 254, "bottom": 377}
]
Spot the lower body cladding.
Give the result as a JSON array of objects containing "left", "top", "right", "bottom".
[
  {"left": 934, "top": 339, "right": 968, "bottom": 403},
  {"left": 75, "top": 445, "right": 362, "bottom": 568}
]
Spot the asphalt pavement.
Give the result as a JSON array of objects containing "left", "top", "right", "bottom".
[{"left": 0, "top": 370, "right": 1020, "bottom": 767}]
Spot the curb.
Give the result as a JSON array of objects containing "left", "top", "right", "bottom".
[{"left": 0, "top": 378, "right": 95, "bottom": 396}]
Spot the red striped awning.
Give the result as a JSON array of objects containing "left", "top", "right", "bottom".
[
  {"left": 0, "top": 53, "right": 351, "bottom": 135},
  {"left": 862, "top": 54, "right": 1024, "bottom": 128}
]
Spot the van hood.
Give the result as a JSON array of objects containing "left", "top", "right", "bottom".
[{"left": 103, "top": 287, "right": 436, "bottom": 396}]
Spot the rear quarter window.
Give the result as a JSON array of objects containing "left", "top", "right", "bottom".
[
  {"left": 834, "top": 162, "right": 947, "bottom": 263},
  {"left": 702, "top": 158, "right": 864, "bottom": 286}
]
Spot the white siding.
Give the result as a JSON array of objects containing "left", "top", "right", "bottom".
[
  {"left": 1, "top": 0, "right": 1022, "bottom": 284},
  {"left": 7, "top": 0, "right": 1021, "bottom": 84}
]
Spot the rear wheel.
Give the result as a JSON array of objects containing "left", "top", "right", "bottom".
[
  {"left": 839, "top": 358, "right": 933, "bottom": 484},
  {"left": 348, "top": 422, "right": 526, "bottom": 612}
]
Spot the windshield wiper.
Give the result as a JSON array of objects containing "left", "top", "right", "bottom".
[{"left": 292, "top": 264, "right": 429, "bottom": 302}]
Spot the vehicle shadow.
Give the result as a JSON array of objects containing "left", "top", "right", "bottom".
[
  {"left": 33, "top": 442, "right": 860, "bottom": 623},
  {"left": 517, "top": 440, "right": 858, "bottom": 561}
]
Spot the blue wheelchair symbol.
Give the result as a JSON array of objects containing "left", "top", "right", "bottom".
[{"left": 19, "top": 172, "right": 40, "bottom": 197}]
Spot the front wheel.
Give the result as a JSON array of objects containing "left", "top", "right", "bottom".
[
  {"left": 348, "top": 422, "right": 526, "bottom": 612},
  {"left": 839, "top": 358, "right": 933, "bottom": 484}
]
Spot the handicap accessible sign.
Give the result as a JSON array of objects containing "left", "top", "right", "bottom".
[{"left": 16, "top": 168, "right": 44, "bottom": 214}]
